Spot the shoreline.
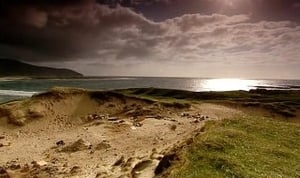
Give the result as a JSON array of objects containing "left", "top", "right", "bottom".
[{"left": 1, "top": 86, "right": 300, "bottom": 104}]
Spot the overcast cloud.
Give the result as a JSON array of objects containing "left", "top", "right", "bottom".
[{"left": 0, "top": 0, "right": 300, "bottom": 79}]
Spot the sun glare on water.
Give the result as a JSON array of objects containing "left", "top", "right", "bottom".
[{"left": 202, "top": 79, "right": 257, "bottom": 91}]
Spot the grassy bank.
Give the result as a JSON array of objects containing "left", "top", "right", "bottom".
[
  {"left": 164, "top": 116, "right": 300, "bottom": 178},
  {"left": 121, "top": 88, "right": 300, "bottom": 118}
]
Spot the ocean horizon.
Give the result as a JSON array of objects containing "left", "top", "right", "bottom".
[{"left": 1, "top": 77, "right": 300, "bottom": 103}]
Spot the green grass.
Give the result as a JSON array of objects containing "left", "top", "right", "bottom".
[{"left": 167, "top": 116, "right": 300, "bottom": 178}]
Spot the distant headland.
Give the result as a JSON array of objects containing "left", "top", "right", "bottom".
[{"left": 0, "top": 58, "right": 83, "bottom": 79}]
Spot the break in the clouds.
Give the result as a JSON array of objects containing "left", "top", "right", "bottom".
[{"left": 0, "top": 0, "right": 300, "bottom": 79}]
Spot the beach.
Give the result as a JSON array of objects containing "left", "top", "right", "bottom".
[
  {"left": 1, "top": 0, "right": 300, "bottom": 177},
  {"left": 0, "top": 87, "right": 299, "bottom": 178}
]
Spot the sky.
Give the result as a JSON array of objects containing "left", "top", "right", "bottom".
[{"left": 0, "top": 0, "right": 300, "bottom": 79}]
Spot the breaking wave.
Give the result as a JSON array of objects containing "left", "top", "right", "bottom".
[{"left": 0, "top": 90, "right": 38, "bottom": 97}]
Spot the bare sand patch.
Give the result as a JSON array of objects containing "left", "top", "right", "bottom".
[{"left": 0, "top": 88, "right": 242, "bottom": 178}]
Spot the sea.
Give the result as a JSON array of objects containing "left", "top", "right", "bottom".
[{"left": 0, "top": 77, "right": 300, "bottom": 103}]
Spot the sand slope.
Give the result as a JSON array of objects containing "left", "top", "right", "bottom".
[{"left": 0, "top": 88, "right": 242, "bottom": 178}]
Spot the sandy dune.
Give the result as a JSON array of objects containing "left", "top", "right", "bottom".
[{"left": 0, "top": 88, "right": 242, "bottom": 178}]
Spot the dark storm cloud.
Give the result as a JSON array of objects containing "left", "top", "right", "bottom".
[{"left": 0, "top": 0, "right": 165, "bottom": 61}]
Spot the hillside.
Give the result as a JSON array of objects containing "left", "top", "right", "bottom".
[{"left": 0, "top": 58, "right": 83, "bottom": 78}]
